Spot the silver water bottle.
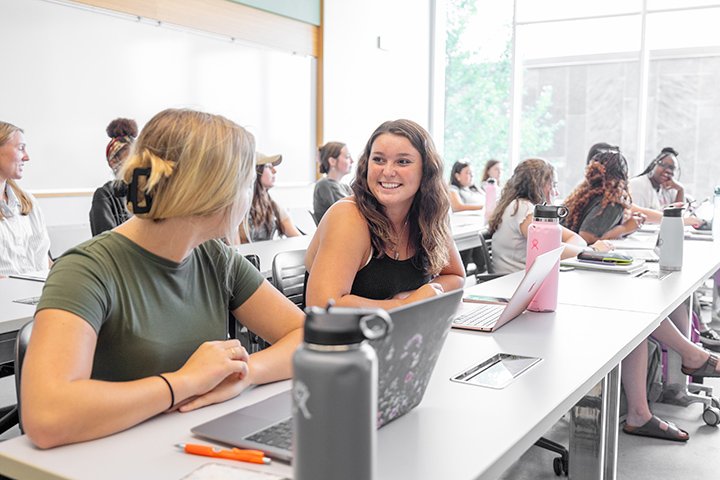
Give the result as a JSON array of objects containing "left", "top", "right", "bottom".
[
  {"left": 292, "top": 306, "right": 392, "bottom": 480},
  {"left": 655, "top": 205, "right": 684, "bottom": 271}
]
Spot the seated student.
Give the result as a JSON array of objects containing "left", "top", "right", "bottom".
[
  {"left": 448, "top": 160, "right": 484, "bottom": 212},
  {"left": 564, "top": 148, "right": 720, "bottom": 442},
  {"left": 481, "top": 158, "right": 502, "bottom": 190},
  {"left": 488, "top": 158, "right": 612, "bottom": 275},
  {"left": 21, "top": 109, "right": 304, "bottom": 449},
  {"left": 239, "top": 153, "right": 301, "bottom": 242},
  {"left": 0, "top": 121, "right": 51, "bottom": 276},
  {"left": 313, "top": 141, "right": 353, "bottom": 223},
  {"left": 89, "top": 118, "right": 136, "bottom": 236},
  {"left": 584, "top": 143, "right": 698, "bottom": 226},
  {"left": 629, "top": 147, "right": 684, "bottom": 209},
  {"left": 305, "top": 119, "right": 465, "bottom": 308}
]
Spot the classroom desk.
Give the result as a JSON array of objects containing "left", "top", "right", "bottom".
[
  {"left": 0, "top": 278, "right": 43, "bottom": 365},
  {"left": 450, "top": 211, "right": 486, "bottom": 252},
  {"left": 0, "top": 304, "right": 656, "bottom": 480}
]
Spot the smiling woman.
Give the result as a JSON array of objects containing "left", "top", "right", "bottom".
[
  {"left": 0, "top": 121, "right": 51, "bottom": 275},
  {"left": 304, "top": 119, "right": 465, "bottom": 309}
]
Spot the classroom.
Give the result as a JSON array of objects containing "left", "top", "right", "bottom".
[{"left": 1, "top": 1, "right": 720, "bottom": 479}]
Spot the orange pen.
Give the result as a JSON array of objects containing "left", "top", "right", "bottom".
[{"left": 176, "top": 443, "right": 271, "bottom": 465}]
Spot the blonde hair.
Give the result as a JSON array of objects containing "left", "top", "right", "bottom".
[
  {"left": 0, "top": 121, "right": 33, "bottom": 219},
  {"left": 119, "top": 109, "right": 255, "bottom": 237}
]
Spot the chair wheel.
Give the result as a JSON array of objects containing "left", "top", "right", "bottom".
[
  {"left": 703, "top": 406, "right": 720, "bottom": 426},
  {"left": 552, "top": 456, "right": 568, "bottom": 476}
]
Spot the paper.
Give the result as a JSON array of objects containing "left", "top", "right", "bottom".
[{"left": 181, "top": 463, "right": 291, "bottom": 480}]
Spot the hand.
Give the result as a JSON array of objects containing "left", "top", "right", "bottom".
[
  {"left": 683, "top": 216, "right": 704, "bottom": 228},
  {"left": 405, "top": 283, "right": 444, "bottom": 304},
  {"left": 177, "top": 371, "right": 251, "bottom": 412},
  {"left": 590, "top": 240, "right": 614, "bottom": 253},
  {"left": 174, "top": 340, "right": 250, "bottom": 399},
  {"left": 624, "top": 213, "right": 646, "bottom": 233}
]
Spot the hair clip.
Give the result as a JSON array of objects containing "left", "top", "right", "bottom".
[{"left": 128, "top": 167, "right": 153, "bottom": 214}]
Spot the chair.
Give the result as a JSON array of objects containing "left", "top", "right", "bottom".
[
  {"left": 0, "top": 321, "right": 33, "bottom": 435},
  {"left": 271, "top": 249, "right": 307, "bottom": 308},
  {"left": 230, "top": 255, "right": 269, "bottom": 353},
  {"left": 473, "top": 231, "right": 569, "bottom": 475}
]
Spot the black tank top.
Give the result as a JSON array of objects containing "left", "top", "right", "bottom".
[
  {"left": 350, "top": 254, "right": 431, "bottom": 300},
  {"left": 303, "top": 254, "right": 431, "bottom": 305}
]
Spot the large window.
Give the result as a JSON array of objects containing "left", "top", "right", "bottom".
[{"left": 444, "top": 1, "right": 720, "bottom": 201}]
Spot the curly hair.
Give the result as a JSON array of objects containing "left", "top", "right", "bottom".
[
  {"left": 351, "top": 119, "right": 451, "bottom": 276},
  {"left": 488, "top": 158, "right": 554, "bottom": 235},
  {"left": 564, "top": 150, "right": 631, "bottom": 232},
  {"left": 450, "top": 161, "right": 480, "bottom": 192},
  {"left": 317, "top": 142, "right": 346, "bottom": 175}
]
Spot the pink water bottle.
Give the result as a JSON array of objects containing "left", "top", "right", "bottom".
[
  {"left": 526, "top": 204, "right": 568, "bottom": 312},
  {"left": 484, "top": 178, "right": 497, "bottom": 223}
]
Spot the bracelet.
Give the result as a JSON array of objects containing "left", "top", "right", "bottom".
[{"left": 156, "top": 374, "right": 175, "bottom": 410}]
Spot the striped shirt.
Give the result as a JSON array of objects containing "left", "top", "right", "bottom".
[{"left": 0, "top": 184, "right": 51, "bottom": 275}]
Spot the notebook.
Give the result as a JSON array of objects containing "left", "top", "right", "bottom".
[
  {"left": 192, "top": 289, "right": 463, "bottom": 461},
  {"left": 560, "top": 256, "right": 647, "bottom": 274},
  {"left": 452, "top": 246, "right": 564, "bottom": 332}
]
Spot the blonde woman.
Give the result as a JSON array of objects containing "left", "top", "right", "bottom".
[
  {"left": 0, "top": 121, "right": 51, "bottom": 275},
  {"left": 22, "top": 109, "right": 304, "bottom": 448}
]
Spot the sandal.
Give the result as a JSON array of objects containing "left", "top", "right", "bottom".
[
  {"left": 681, "top": 353, "right": 719, "bottom": 378},
  {"left": 623, "top": 415, "right": 689, "bottom": 442}
]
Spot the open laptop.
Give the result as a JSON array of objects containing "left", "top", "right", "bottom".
[
  {"left": 192, "top": 289, "right": 463, "bottom": 461},
  {"left": 452, "top": 246, "right": 564, "bottom": 332}
]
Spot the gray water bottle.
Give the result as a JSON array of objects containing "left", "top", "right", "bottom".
[
  {"left": 655, "top": 205, "right": 684, "bottom": 271},
  {"left": 292, "top": 306, "right": 392, "bottom": 480}
]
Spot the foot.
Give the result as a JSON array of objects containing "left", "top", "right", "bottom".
[
  {"left": 623, "top": 415, "right": 689, "bottom": 442},
  {"left": 681, "top": 352, "right": 720, "bottom": 377}
]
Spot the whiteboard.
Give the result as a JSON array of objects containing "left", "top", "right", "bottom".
[{"left": 0, "top": 0, "right": 316, "bottom": 191}]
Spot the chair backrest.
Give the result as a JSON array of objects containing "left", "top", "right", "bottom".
[
  {"left": 271, "top": 249, "right": 307, "bottom": 308},
  {"left": 478, "top": 231, "right": 494, "bottom": 274},
  {"left": 15, "top": 321, "right": 33, "bottom": 432}
]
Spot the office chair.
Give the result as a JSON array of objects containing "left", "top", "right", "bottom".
[
  {"left": 271, "top": 249, "right": 307, "bottom": 308},
  {"left": 230, "top": 254, "right": 270, "bottom": 354},
  {"left": 0, "top": 321, "right": 33, "bottom": 435},
  {"left": 474, "top": 231, "right": 570, "bottom": 476}
]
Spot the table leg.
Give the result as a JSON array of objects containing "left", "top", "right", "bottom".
[{"left": 568, "top": 364, "right": 620, "bottom": 480}]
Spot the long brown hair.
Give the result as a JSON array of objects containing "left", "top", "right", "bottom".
[
  {"left": 352, "top": 119, "right": 451, "bottom": 275},
  {"left": 240, "top": 165, "right": 284, "bottom": 241},
  {"left": 482, "top": 158, "right": 501, "bottom": 183},
  {"left": 563, "top": 150, "right": 631, "bottom": 232},
  {"left": 489, "top": 158, "right": 553, "bottom": 235},
  {"left": 0, "top": 122, "right": 33, "bottom": 219},
  {"left": 318, "top": 142, "right": 346, "bottom": 174}
]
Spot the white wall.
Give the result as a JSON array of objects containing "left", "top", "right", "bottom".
[{"left": 322, "top": 0, "right": 432, "bottom": 159}]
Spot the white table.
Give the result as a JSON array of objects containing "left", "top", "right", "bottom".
[
  {"left": 0, "top": 278, "right": 43, "bottom": 365},
  {"left": 0, "top": 304, "right": 655, "bottom": 480}
]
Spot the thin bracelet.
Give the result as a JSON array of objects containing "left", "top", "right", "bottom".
[{"left": 156, "top": 374, "right": 175, "bottom": 410}]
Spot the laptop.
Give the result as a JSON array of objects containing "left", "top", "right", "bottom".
[
  {"left": 192, "top": 289, "right": 463, "bottom": 461},
  {"left": 452, "top": 246, "right": 564, "bottom": 332}
]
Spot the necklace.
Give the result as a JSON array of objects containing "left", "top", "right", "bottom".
[{"left": 392, "top": 219, "right": 409, "bottom": 260}]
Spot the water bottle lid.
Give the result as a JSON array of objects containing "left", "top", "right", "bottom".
[
  {"left": 663, "top": 206, "right": 683, "bottom": 217},
  {"left": 303, "top": 306, "right": 392, "bottom": 346},
  {"left": 533, "top": 203, "right": 568, "bottom": 219},
  {"left": 486, "top": 178, "right": 496, "bottom": 185}
]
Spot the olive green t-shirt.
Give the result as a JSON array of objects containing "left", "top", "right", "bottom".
[{"left": 37, "top": 232, "right": 264, "bottom": 381}]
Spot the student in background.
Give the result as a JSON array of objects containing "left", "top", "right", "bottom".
[
  {"left": 488, "top": 157, "right": 612, "bottom": 275},
  {"left": 0, "top": 121, "right": 51, "bottom": 276},
  {"left": 564, "top": 148, "right": 720, "bottom": 442},
  {"left": 448, "top": 160, "right": 484, "bottom": 213},
  {"left": 481, "top": 158, "right": 502, "bottom": 189},
  {"left": 89, "top": 118, "right": 136, "bottom": 236},
  {"left": 22, "top": 109, "right": 304, "bottom": 448},
  {"left": 239, "top": 153, "right": 301, "bottom": 242},
  {"left": 305, "top": 119, "right": 465, "bottom": 309},
  {"left": 629, "top": 147, "right": 684, "bottom": 209},
  {"left": 313, "top": 141, "right": 353, "bottom": 223}
]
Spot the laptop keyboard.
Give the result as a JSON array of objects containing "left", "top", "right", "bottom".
[
  {"left": 453, "top": 304, "right": 506, "bottom": 328},
  {"left": 245, "top": 417, "right": 292, "bottom": 450}
]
